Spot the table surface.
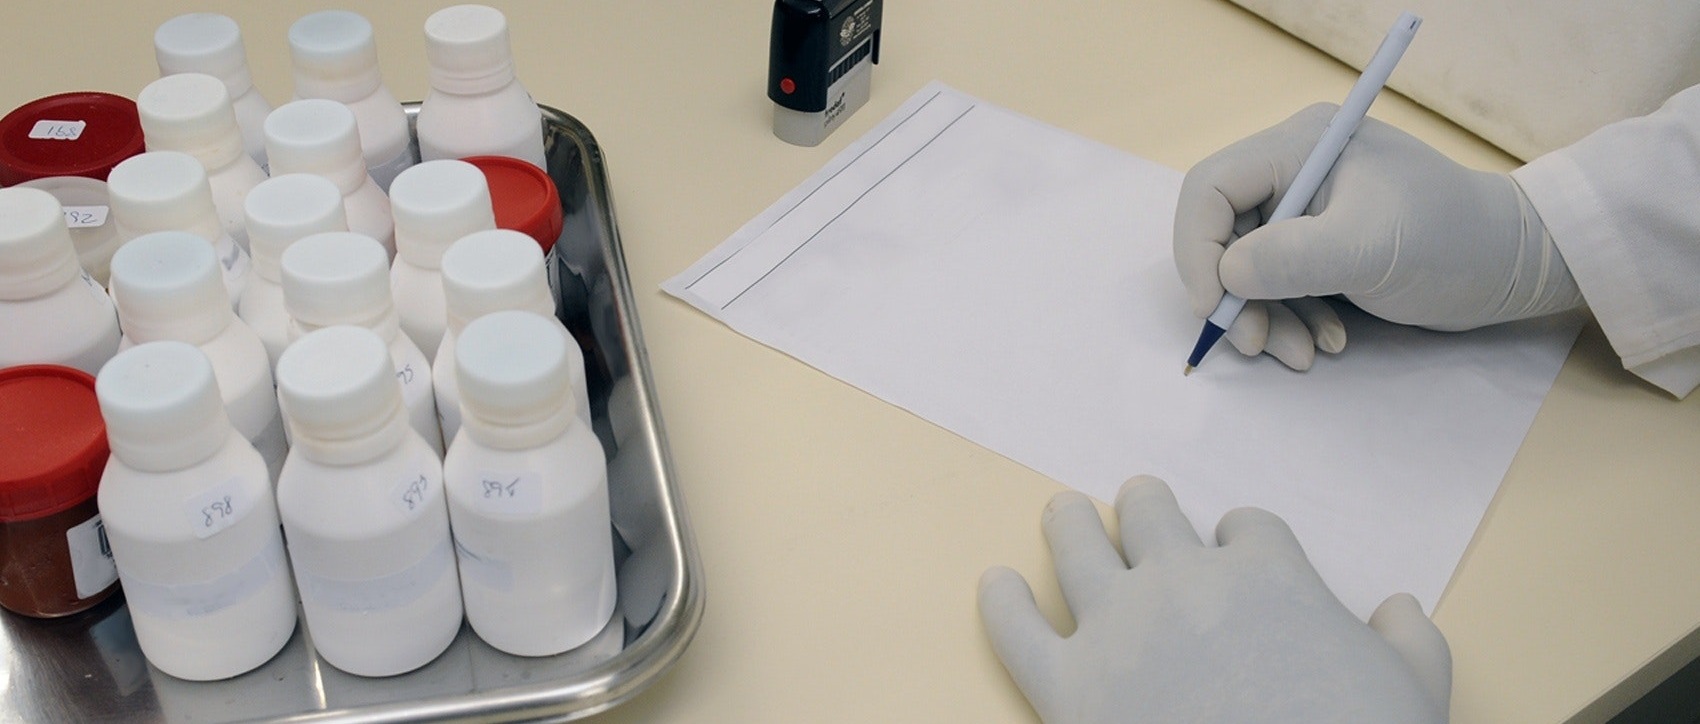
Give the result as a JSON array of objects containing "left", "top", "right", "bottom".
[{"left": 3, "top": 2, "right": 1697, "bottom": 722}]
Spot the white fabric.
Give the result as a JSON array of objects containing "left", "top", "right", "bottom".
[
  {"left": 1513, "top": 84, "right": 1700, "bottom": 399},
  {"left": 1227, "top": 0, "right": 1700, "bottom": 160}
]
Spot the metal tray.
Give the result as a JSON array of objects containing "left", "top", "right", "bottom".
[{"left": 0, "top": 104, "right": 705, "bottom": 722}]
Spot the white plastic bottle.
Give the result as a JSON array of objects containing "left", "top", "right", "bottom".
[
  {"left": 289, "top": 10, "right": 415, "bottom": 193},
  {"left": 0, "top": 187, "right": 120, "bottom": 376},
  {"left": 137, "top": 72, "right": 269, "bottom": 254},
  {"left": 264, "top": 99, "right": 395, "bottom": 259},
  {"left": 107, "top": 151, "right": 251, "bottom": 307},
  {"left": 274, "top": 325, "right": 462, "bottom": 677},
  {"left": 95, "top": 341, "right": 297, "bottom": 681},
  {"left": 109, "top": 232, "right": 286, "bottom": 481},
  {"left": 154, "top": 13, "right": 272, "bottom": 170},
  {"left": 445, "top": 310, "right": 615, "bottom": 655},
  {"left": 241, "top": 174, "right": 349, "bottom": 368},
  {"left": 389, "top": 160, "right": 496, "bottom": 360},
  {"left": 416, "top": 5, "right": 546, "bottom": 169},
  {"left": 281, "top": 232, "right": 444, "bottom": 458},
  {"left": 436, "top": 229, "right": 589, "bottom": 445}
]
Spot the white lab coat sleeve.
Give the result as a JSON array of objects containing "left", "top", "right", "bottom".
[{"left": 1511, "top": 84, "right": 1700, "bottom": 399}]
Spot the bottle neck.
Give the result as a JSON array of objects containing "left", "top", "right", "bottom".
[
  {"left": 428, "top": 65, "right": 517, "bottom": 97},
  {"left": 294, "top": 68, "right": 383, "bottom": 105},
  {"left": 289, "top": 402, "right": 409, "bottom": 466},
  {"left": 462, "top": 396, "right": 575, "bottom": 451},
  {"left": 112, "top": 423, "right": 235, "bottom": 474},
  {"left": 0, "top": 251, "right": 80, "bottom": 301},
  {"left": 121, "top": 300, "right": 234, "bottom": 347}
]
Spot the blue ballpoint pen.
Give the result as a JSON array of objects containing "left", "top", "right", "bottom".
[{"left": 1184, "top": 12, "right": 1422, "bottom": 375}]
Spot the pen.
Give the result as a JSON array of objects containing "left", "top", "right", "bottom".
[{"left": 1184, "top": 11, "right": 1422, "bottom": 375}]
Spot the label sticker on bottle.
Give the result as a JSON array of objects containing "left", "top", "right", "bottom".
[
  {"left": 63, "top": 205, "right": 109, "bottom": 228},
  {"left": 120, "top": 535, "right": 289, "bottom": 620},
  {"left": 295, "top": 536, "right": 455, "bottom": 612},
  {"left": 453, "top": 537, "right": 514, "bottom": 592},
  {"left": 392, "top": 469, "right": 437, "bottom": 516},
  {"left": 67, "top": 514, "right": 118, "bottom": 598},
  {"left": 28, "top": 119, "right": 85, "bottom": 140},
  {"left": 183, "top": 479, "right": 250, "bottom": 540},
  {"left": 473, "top": 470, "right": 542, "bottom": 517}
]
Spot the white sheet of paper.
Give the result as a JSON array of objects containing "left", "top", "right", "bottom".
[{"left": 664, "top": 82, "right": 1581, "bottom": 617}]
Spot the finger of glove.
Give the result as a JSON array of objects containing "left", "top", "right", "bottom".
[
  {"left": 1215, "top": 506, "right": 1307, "bottom": 560},
  {"left": 1218, "top": 214, "right": 1369, "bottom": 301},
  {"left": 1115, "top": 476, "right": 1203, "bottom": 566},
  {"left": 1262, "top": 301, "right": 1317, "bottom": 371},
  {"left": 1285, "top": 296, "right": 1346, "bottom": 354},
  {"left": 1041, "top": 491, "right": 1126, "bottom": 612},
  {"left": 978, "top": 567, "right": 1063, "bottom": 695},
  {"left": 1174, "top": 105, "right": 1335, "bottom": 317},
  {"left": 1224, "top": 301, "right": 1269, "bottom": 356},
  {"left": 1368, "top": 592, "right": 1453, "bottom": 710}
]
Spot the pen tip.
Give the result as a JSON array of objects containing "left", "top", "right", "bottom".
[{"left": 1183, "top": 365, "right": 1194, "bottom": 376}]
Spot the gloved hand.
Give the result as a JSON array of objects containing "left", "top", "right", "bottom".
[
  {"left": 1172, "top": 103, "right": 1585, "bottom": 370},
  {"left": 978, "top": 476, "right": 1451, "bottom": 723}
]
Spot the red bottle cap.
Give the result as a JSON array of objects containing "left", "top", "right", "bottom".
[
  {"left": 464, "top": 155, "right": 564, "bottom": 255},
  {"left": 0, "top": 92, "right": 146, "bottom": 186},
  {"left": 0, "top": 365, "right": 109, "bottom": 523}
]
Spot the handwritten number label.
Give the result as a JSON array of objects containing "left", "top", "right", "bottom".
[
  {"left": 392, "top": 471, "right": 435, "bottom": 515},
  {"left": 63, "top": 205, "right": 109, "bottom": 228},
  {"left": 28, "top": 119, "right": 85, "bottom": 140},
  {"left": 185, "top": 481, "right": 248, "bottom": 540},
  {"left": 396, "top": 363, "right": 415, "bottom": 385},
  {"left": 474, "top": 470, "right": 542, "bottom": 516}
]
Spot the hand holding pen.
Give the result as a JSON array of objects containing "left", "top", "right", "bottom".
[{"left": 1172, "top": 13, "right": 1581, "bottom": 372}]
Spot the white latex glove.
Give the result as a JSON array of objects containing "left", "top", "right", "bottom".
[
  {"left": 1173, "top": 103, "right": 1585, "bottom": 370},
  {"left": 979, "top": 476, "right": 1451, "bottom": 724}
]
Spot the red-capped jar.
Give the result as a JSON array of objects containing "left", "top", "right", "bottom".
[
  {"left": 0, "top": 92, "right": 146, "bottom": 186},
  {"left": 463, "top": 155, "right": 564, "bottom": 255},
  {"left": 0, "top": 364, "right": 120, "bottom": 617}
]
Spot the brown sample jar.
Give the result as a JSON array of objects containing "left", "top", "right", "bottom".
[{"left": 0, "top": 364, "right": 119, "bottom": 617}]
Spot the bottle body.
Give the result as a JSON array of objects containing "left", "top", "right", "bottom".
[
  {"left": 417, "top": 82, "right": 545, "bottom": 169},
  {"left": 237, "top": 274, "right": 290, "bottom": 369},
  {"left": 230, "top": 88, "right": 273, "bottom": 171},
  {"left": 344, "top": 178, "right": 396, "bottom": 259},
  {"left": 387, "top": 331, "right": 445, "bottom": 459},
  {"left": 0, "top": 271, "right": 120, "bottom": 376},
  {"left": 444, "top": 421, "right": 615, "bottom": 656},
  {"left": 391, "top": 260, "right": 448, "bottom": 363},
  {"left": 276, "top": 432, "right": 461, "bottom": 677},
  {"left": 341, "top": 89, "right": 414, "bottom": 192},
  {"left": 207, "top": 158, "right": 268, "bottom": 253},
  {"left": 98, "top": 433, "right": 296, "bottom": 681}
]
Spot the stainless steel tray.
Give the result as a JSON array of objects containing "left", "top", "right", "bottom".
[{"left": 0, "top": 105, "right": 705, "bottom": 722}]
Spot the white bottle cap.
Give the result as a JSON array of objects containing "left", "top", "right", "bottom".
[
  {"left": 389, "top": 160, "right": 495, "bottom": 269},
  {"left": 280, "top": 231, "right": 393, "bottom": 332},
  {"left": 0, "top": 187, "right": 82, "bottom": 300},
  {"left": 441, "top": 229, "right": 552, "bottom": 334},
  {"left": 424, "top": 5, "right": 517, "bottom": 95},
  {"left": 245, "top": 174, "right": 349, "bottom": 282},
  {"left": 275, "top": 324, "right": 407, "bottom": 463},
  {"left": 137, "top": 72, "right": 246, "bottom": 170},
  {"left": 109, "top": 231, "right": 234, "bottom": 345},
  {"left": 263, "top": 99, "right": 368, "bottom": 193},
  {"left": 107, "top": 151, "right": 225, "bottom": 244},
  {"left": 456, "top": 310, "right": 574, "bottom": 443},
  {"left": 96, "top": 340, "right": 233, "bottom": 473},
  {"left": 155, "top": 13, "right": 256, "bottom": 96},
  {"left": 289, "top": 11, "right": 384, "bottom": 103}
]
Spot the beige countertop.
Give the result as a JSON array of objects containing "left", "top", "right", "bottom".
[{"left": 2, "top": 1, "right": 1695, "bottom": 721}]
